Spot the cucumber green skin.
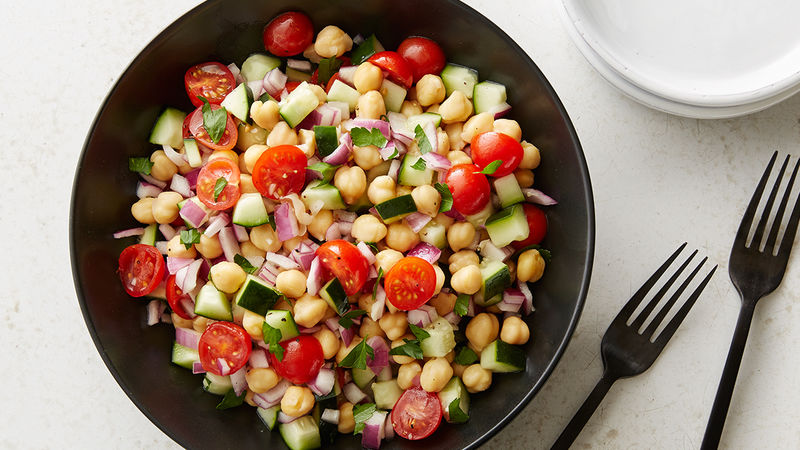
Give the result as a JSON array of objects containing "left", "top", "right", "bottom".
[
  {"left": 326, "top": 80, "right": 360, "bottom": 112},
  {"left": 479, "top": 261, "right": 512, "bottom": 304},
  {"left": 372, "top": 379, "right": 403, "bottom": 410},
  {"left": 171, "top": 342, "right": 199, "bottom": 369},
  {"left": 381, "top": 78, "right": 407, "bottom": 112},
  {"left": 139, "top": 223, "right": 157, "bottom": 246},
  {"left": 374, "top": 194, "right": 417, "bottom": 223},
  {"left": 301, "top": 181, "right": 347, "bottom": 210},
  {"left": 149, "top": 107, "right": 186, "bottom": 149},
  {"left": 485, "top": 204, "right": 530, "bottom": 247},
  {"left": 203, "top": 373, "right": 233, "bottom": 395},
  {"left": 420, "top": 318, "right": 457, "bottom": 357},
  {"left": 257, "top": 405, "right": 281, "bottom": 431},
  {"left": 279, "top": 83, "right": 320, "bottom": 128},
  {"left": 351, "top": 34, "right": 383, "bottom": 65},
  {"left": 265, "top": 310, "right": 300, "bottom": 341},
  {"left": 279, "top": 416, "right": 321, "bottom": 450},
  {"left": 472, "top": 80, "right": 507, "bottom": 114},
  {"left": 440, "top": 63, "right": 479, "bottom": 98},
  {"left": 234, "top": 275, "right": 282, "bottom": 316},
  {"left": 397, "top": 154, "right": 434, "bottom": 187},
  {"left": 438, "top": 376, "right": 470, "bottom": 422},
  {"left": 319, "top": 278, "right": 348, "bottom": 315},
  {"left": 351, "top": 367, "right": 376, "bottom": 389},
  {"left": 286, "top": 67, "right": 313, "bottom": 82},
  {"left": 313, "top": 126, "right": 339, "bottom": 158},
  {"left": 220, "top": 82, "right": 253, "bottom": 122},
  {"left": 194, "top": 284, "right": 233, "bottom": 321},
  {"left": 232, "top": 193, "right": 269, "bottom": 227},
  {"left": 480, "top": 339, "right": 526, "bottom": 373},
  {"left": 306, "top": 162, "right": 339, "bottom": 184}
]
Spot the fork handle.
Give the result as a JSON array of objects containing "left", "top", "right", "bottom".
[
  {"left": 701, "top": 302, "right": 756, "bottom": 449},
  {"left": 552, "top": 373, "right": 617, "bottom": 450}
]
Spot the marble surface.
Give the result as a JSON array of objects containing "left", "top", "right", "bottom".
[{"left": 2, "top": 0, "right": 799, "bottom": 448}]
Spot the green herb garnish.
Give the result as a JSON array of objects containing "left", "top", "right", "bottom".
[
  {"left": 339, "top": 309, "right": 367, "bottom": 329},
  {"left": 414, "top": 124, "right": 433, "bottom": 154},
  {"left": 317, "top": 57, "right": 343, "bottom": 85},
  {"left": 234, "top": 254, "right": 258, "bottom": 274},
  {"left": 410, "top": 157, "right": 427, "bottom": 171},
  {"left": 353, "top": 403, "right": 377, "bottom": 434},
  {"left": 200, "top": 97, "right": 228, "bottom": 144},
  {"left": 478, "top": 160, "right": 503, "bottom": 175},
  {"left": 180, "top": 229, "right": 201, "bottom": 249},
  {"left": 388, "top": 338, "right": 424, "bottom": 360},
  {"left": 454, "top": 293, "right": 470, "bottom": 317},
  {"left": 339, "top": 338, "right": 375, "bottom": 370},
  {"left": 261, "top": 322, "right": 284, "bottom": 362},
  {"left": 213, "top": 176, "right": 227, "bottom": 201},
  {"left": 454, "top": 346, "right": 478, "bottom": 365},
  {"left": 128, "top": 157, "right": 154, "bottom": 175},
  {"left": 409, "top": 323, "right": 430, "bottom": 341},
  {"left": 448, "top": 398, "right": 469, "bottom": 423},
  {"left": 350, "top": 127, "right": 388, "bottom": 148},
  {"left": 434, "top": 182, "right": 453, "bottom": 213},
  {"left": 216, "top": 388, "right": 246, "bottom": 410},
  {"left": 372, "top": 267, "right": 384, "bottom": 300}
]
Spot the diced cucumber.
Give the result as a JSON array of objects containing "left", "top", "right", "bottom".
[
  {"left": 146, "top": 282, "right": 167, "bottom": 301},
  {"left": 319, "top": 278, "right": 348, "bottom": 315},
  {"left": 301, "top": 180, "right": 346, "bottom": 210},
  {"left": 313, "top": 125, "right": 339, "bottom": 158},
  {"left": 257, "top": 405, "right": 281, "bottom": 431},
  {"left": 307, "top": 162, "right": 339, "bottom": 184},
  {"left": 485, "top": 204, "right": 530, "bottom": 247},
  {"left": 232, "top": 193, "right": 269, "bottom": 227},
  {"left": 183, "top": 138, "right": 202, "bottom": 168},
  {"left": 149, "top": 107, "right": 186, "bottom": 149},
  {"left": 220, "top": 83, "right": 253, "bottom": 122},
  {"left": 406, "top": 112, "right": 442, "bottom": 131},
  {"left": 493, "top": 173, "right": 525, "bottom": 208},
  {"left": 421, "top": 318, "right": 456, "bottom": 357},
  {"left": 171, "top": 341, "right": 199, "bottom": 369},
  {"left": 351, "top": 34, "right": 384, "bottom": 65},
  {"left": 465, "top": 200, "right": 495, "bottom": 228},
  {"left": 438, "top": 377, "right": 470, "bottom": 423},
  {"left": 480, "top": 339, "right": 526, "bottom": 373},
  {"left": 279, "top": 415, "right": 321, "bottom": 450},
  {"left": 194, "top": 283, "right": 233, "bottom": 321},
  {"left": 279, "top": 82, "right": 321, "bottom": 128},
  {"left": 440, "top": 63, "right": 479, "bottom": 99},
  {"left": 473, "top": 80, "right": 507, "bottom": 114},
  {"left": 351, "top": 367, "right": 376, "bottom": 390},
  {"left": 326, "top": 80, "right": 360, "bottom": 112},
  {"left": 315, "top": 396, "right": 339, "bottom": 446},
  {"left": 374, "top": 194, "right": 417, "bottom": 224},
  {"left": 265, "top": 310, "right": 299, "bottom": 341},
  {"left": 381, "top": 78, "right": 407, "bottom": 112},
  {"left": 235, "top": 275, "right": 282, "bottom": 315},
  {"left": 139, "top": 223, "right": 157, "bottom": 246},
  {"left": 397, "top": 154, "right": 434, "bottom": 187},
  {"left": 203, "top": 372, "right": 232, "bottom": 395},
  {"left": 347, "top": 191, "right": 373, "bottom": 213},
  {"left": 372, "top": 379, "right": 403, "bottom": 410},
  {"left": 238, "top": 121, "right": 268, "bottom": 147},
  {"left": 478, "top": 260, "right": 511, "bottom": 306},
  {"left": 366, "top": 160, "right": 392, "bottom": 182},
  {"left": 241, "top": 54, "right": 281, "bottom": 82},
  {"left": 419, "top": 220, "right": 447, "bottom": 249},
  {"left": 286, "top": 67, "right": 313, "bottom": 82}
]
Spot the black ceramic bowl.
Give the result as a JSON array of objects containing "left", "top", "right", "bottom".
[{"left": 70, "top": 0, "right": 594, "bottom": 448}]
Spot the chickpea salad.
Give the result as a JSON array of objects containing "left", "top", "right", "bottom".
[{"left": 114, "top": 10, "right": 557, "bottom": 450}]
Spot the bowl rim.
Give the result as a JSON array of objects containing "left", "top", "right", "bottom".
[{"left": 70, "top": 0, "right": 595, "bottom": 448}]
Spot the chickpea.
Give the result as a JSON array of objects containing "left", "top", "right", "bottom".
[
  {"left": 249, "top": 100, "right": 280, "bottom": 131},
  {"left": 429, "top": 292, "right": 457, "bottom": 317},
  {"left": 275, "top": 269, "right": 307, "bottom": 298},
  {"left": 235, "top": 174, "right": 256, "bottom": 194},
  {"left": 249, "top": 224, "right": 281, "bottom": 252},
  {"left": 336, "top": 336, "right": 363, "bottom": 364},
  {"left": 210, "top": 261, "right": 247, "bottom": 293},
  {"left": 501, "top": 316, "right": 531, "bottom": 345},
  {"left": 420, "top": 357, "right": 453, "bottom": 393},
  {"left": 493, "top": 119, "right": 522, "bottom": 142},
  {"left": 193, "top": 233, "right": 222, "bottom": 260},
  {"left": 274, "top": 298, "right": 294, "bottom": 313},
  {"left": 243, "top": 144, "right": 268, "bottom": 174},
  {"left": 517, "top": 249, "right": 546, "bottom": 283},
  {"left": 192, "top": 316, "right": 210, "bottom": 333},
  {"left": 359, "top": 317, "right": 385, "bottom": 339},
  {"left": 367, "top": 175, "right": 396, "bottom": 205},
  {"left": 466, "top": 313, "right": 500, "bottom": 351},
  {"left": 308, "top": 210, "right": 333, "bottom": 241},
  {"left": 411, "top": 185, "right": 441, "bottom": 217},
  {"left": 241, "top": 310, "right": 266, "bottom": 340},
  {"left": 283, "top": 234, "right": 307, "bottom": 253},
  {"left": 236, "top": 123, "right": 268, "bottom": 151},
  {"left": 355, "top": 90, "right": 386, "bottom": 120},
  {"left": 438, "top": 91, "right": 473, "bottom": 124},
  {"left": 246, "top": 367, "right": 281, "bottom": 393},
  {"left": 166, "top": 235, "right": 197, "bottom": 258},
  {"left": 313, "top": 328, "right": 340, "bottom": 359},
  {"left": 435, "top": 213, "right": 454, "bottom": 228},
  {"left": 293, "top": 294, "right": 328, "bottom": 328},
  {"left": 519, "top": 141, "right": 541, "bottom": 170},
  {"left": 171, "top": 313, "right": 193, "bottom": 329},
  {"left": 351, "top": 214, "right": 388, "bottom": 243},
  {"left": 378, "top": 311, "right": 408, "bottom": 341},
  {"left": 385, "top": 222, "right": 420, "bottom": 253},
  {"left": 208, "top": 149, "right": 238, "bottom": 166},
  {"left": 131, "top": 197, "right": 156, "bottom": 224},
  {"left": 334, "top": 166, "right": 367, "bottom": 204},
  {"left": 391, "top": 335, "right": 416, "bottom": 365},
  {"left": 396, "top": 185, "right": 413, "bottom": 197},
  {"left": 507, "top": 260, "right": 517, "bottom": 284},
  {"left": 239, "top": 240, "right": 266, "bottom": 259},
  {"left": 308, "top": 83, "right": 327, "bottom": 104},
  {"left": 447, "top": 150, "right": 472, "bottom": 166},
  {"left": 447, "top": 221, "right": 476, "bottom": 252},
  {"left": 462, "top": 364, "right": 492, "bottom": 393},
  {"left": 357, "top": 293, "right": 376, "bottom": 314},
  {"left": 397, "top": 362, "right": 422, "bottom": 390},
  {"left": 281, "top": 386, "right": 315, "bottom": 417},
  {"left": 149, "top": 150, "right": 178, "bottom": 181},
  {"left": 375, "top": 249, "right": 404, "bottom": 273},
  {"left": 354, "top": 61, "right": 384, "bottom": 93},
  {"left": 445, "top": 122, "right": 466, "bottom": 151},
  {"left": 338, "top": 402, "right": 356, "bottom": 434},
  {"left": 431, "top": 265, "right": 445, "bottom": 296},
  {"left": 297, "top": 129, "right": 317, "bottom": 158},
  {"left": 514, "top": 169, "right": 535, "bottom": 188},
  {"left": 314, "top": 25, "right": 353, "bottom": 58},
  {"left": 452, "top": 363, "right": 467, "bottom": 378},
  {"left": 448, "top": 250, "right": 480, "bottom": 274},
  {"left": 400, "top": 100, "right": 423, "bottom": 117},
  {"left": 151, "top": 191, "right": 183, "bottom": 224},
  {"left": 436, "top": 129, "right": 450, "bottom": 155},
  {"left": 450, "top": 265, "right": 481, "bottom": 295},
  {"left": 460, "top": 112, "right": 494, "bottom": 143},
  {"left": 269, "top": 121, "right": 300, "bottom": 146},
  {"left": 425, "top": 104, "right": 440, "bottom": 114},
  {"left": 353, "top": 145, "right": 382, "bottom": 170},
  {"left": 415, "top": 74, "right": 446, "bottom": 106}
]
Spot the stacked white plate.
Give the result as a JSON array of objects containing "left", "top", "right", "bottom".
[{"left": 557, "top": 0, "right": 800, "bottom": 118}]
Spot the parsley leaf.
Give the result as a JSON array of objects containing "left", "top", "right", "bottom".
[
  {"left": 216, "top": 388, "right": 246, "bottom": 410},
  {"left": 365, "top": 241, "right": 379, "bottom": 253},
  {"left": 353, "top": 403, "right": 377, "bottom": 434},
  {"left": 454, "top": 294, "right": 470, "bottom": 317},
  {"left": 317, "top": 57, "right": 343, "bottom": 85},
  {"left": 478, "top": 160, "right": 503, "bottom": 175},
  {"left": 448, "top": 398, "right": 470, "bottom": 423},
  {"left": 180, "top": 229, "right": 201, "bottom": 249},
  {"left": 128, "top": 157, "right": 154, "bottom": 175},
  {"left": 339, "top": 338, "right": 374, "bottom": 370},
  {"left": 261, "top": 322, "right": 284, "bottom": 362},
  {"left": 414, "top": 124, "right": 433, "bottom": 154},
  {"left": 372, "top": 267, "right": 384, "bottom": 300},
  {"left": 213, "top": 177, "right": 227, "bottom": 201},
  {"left": 434, "top": 182, "right": 453, "bottom": 213},
  {"left": 454, "top": 346, "right": 478, "bottom": 365},
  {"left": 410, "top": 157, "right": 426, "bottom": 171},
  {"left": 350, "top": 127, "right": 388, "bottom": 148},
  {"left": 339, "top": 309, "right": 366, "bottom": 329},
  {"left": 388, "top": 338, "right": 423, "bottom": 360},
  {"left": 200, "top": 97, "right": 228, "bottom": 144},
  {"left": 409, "top": 323, "right": 430, "bottom": 341},
  {"left": 234, "top": 254, "right": 258, "bottom": 274}
]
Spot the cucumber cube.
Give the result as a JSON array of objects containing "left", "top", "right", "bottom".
[
  {"left": 485, "top": 204, "right": 529, "bottom": 247},
  {"left": 234, "top": 275, "right": 282, "bottom": 316}
]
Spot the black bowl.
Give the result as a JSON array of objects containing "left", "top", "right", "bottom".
[{"left": 70, "top": 0, "right": 594, "bottom": 448}]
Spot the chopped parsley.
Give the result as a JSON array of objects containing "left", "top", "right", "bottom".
[
  {"left": 261, "top": 322, "right": 284, "bottom": 362},
  {"left": 216, "top": 388, "right": 246, "bottom": 410},
  {"left": 213, "top": 177, "right": 227, "bottom": 201},
  {"left": 388, "top": 338, "right": 424, "bottom": 360},
  {"left": 448, "top": 398, "right": 469, "bottom": 423},
  {"left": 180, "top": 228, "right": 201, "bottom": 249},
  {"left": 200, "top": 97, "right": 228, "bottom": 144},
  {"left": 414, "top": 124, "right": 433, "bottom": 154},
  {"left": 454, "top": 293, "right": 470, "bottom": 317},
  {"left": 454, "top": 346, "right": 478, "bottom": 365},
  {"left": 410, "top": 157, "right": 427, "bottom": 171},
  {"left": 339, "top": 309, "right": 367, "bottom": 329},
  {"left": 353, "top": 403, "right": 377, "bottom": 434},
  {"left": 233, "top": 254, "right": 258, "bottom": 274},
  {"left": 478, "top": 160, "right": 503, "bottom": 175},
  {"left": 350, "top": 127, "right": 388, "bottom": 148},
  {"left": 128, "top": 157, "right": 154, "bottom": 175},
  {"left": 339, "top": 338, "right": 374, "bottom": 370},
  {"left": 434, "top": 182, "right": 453, "bottom": 213}
]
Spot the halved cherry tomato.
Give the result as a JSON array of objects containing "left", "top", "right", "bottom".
[
  {"left": 263, "top": 11, "right": 314, "bottom": 57},
  {"left": 444, "top": 164, "right": 491, "bottom": 215},
  {"left": 391, "top": 388, "right": 442, "bottom": 440},
  {"left": 251, "top": 145, "right": 307, "bottom": 200},
  {"left": 184, "top": 62, "right": 236, "bottom": 107},
  {"left": 470, "top": 131, "right": 524, "bottom": 177},
  {"left": 512, "top": 204, "right": 548, "bottom": 249},
  {"left": 196, "top": 158, "right": 241, "bottom": 210},
  {"left": 198, "top": 322, "right": 252, "bottom": 376},
  {"left": 316, "top": 239, "right": 370, "bottom": 296},
  {"left": 165, "top": 274, "right": 192, "bottom": 320},
  {"left": 368, "top": 51, "right": 414, "bottom": 89},
  {"left": 187, "top": 105, "right": 238, "bottom": 151},
  {"left": 325, "top": 73, "right": 342, "bottom": 93},
  {"left": 118, "top": 244, "right": 165, "bottom": 297},
  {"left": 268, "top": 335, "right": 324, "bottom": 384},
  {"left": 284, "top": 81, "right": 302, "bottom": 95},
  {"left": 385, "top": 257, "right": 437, "bottom": 311},
  {"left": 397, "top": 37, "right": 446, "bottom": 83}
]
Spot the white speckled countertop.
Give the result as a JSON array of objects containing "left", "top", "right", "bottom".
[{"left": 2, "top": 0, "right": 798, "bottom": 448}]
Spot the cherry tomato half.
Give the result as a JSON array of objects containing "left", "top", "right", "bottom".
[
  {"left": 187, "top": 105, "right": 238, "bottom": 151},
  {"left": 470, "top": 131, "right": 524, "bottom": 178},
  {"left": 385, "top": 257, "right": 437, "bottom": 311},
  {"left": 251, "top": 145, "right": 307, "bottom": 200},
  {"left": 165, "top": 274, "right": 192, "bottom": 320},
  {"left": 397, "top": 37, "right": 446, "bottom": 83},
  {"left": 118, "top": 244, "right": 165, "bottom": 297},
  {"left": 512, "top": 204, "right": 548, "bottom": 249},
  {"left": 268, "top": 335, "right": 325, "bottom": 384},
  {"left": 391, "top": 388, "right": 442, "bottom": 440},
  {"left": 368, "top": 51, "right": 414, "bottom": 89},
  {"left": 197, "top": 158, "right": 241, "bottom": 210},
  {"left": 444, "top": 164, "right": 491, "bottom": 215},
  {"left": 184, "top": 62, "right": 236, "bottom": 108},
  {"left": 263, "top": 11, "right": 314, "bottom": 57},
  {"left": 316, "top": 239, "right": 370, "bottom": 296},
  {"left": 198, "top": 322, "right": 252, "bottom": 376},
  {"left": 325, "top": 73, "right": 342, "bottom": 93}
]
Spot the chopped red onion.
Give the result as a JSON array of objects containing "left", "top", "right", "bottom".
[
  {"left": 298, "top": 325, "right": 322, "bottom": 335},
  {"left": 227, "top": 63, "right": 244, "bottom": 84},
  {"left": 337, "top": 66, "right": 357, "bottom": 86},
  {"left": 357, "top": 241, "right": 377, "bottom": 264},
  {"left": 498, "top": 288, "right": 525, "bottom": 313},
  {"left": 163, "top": 144, "right": 187, "bottom": 167},
  {"left": 340, "top": 326, "right": 356, "bottom": 347},
  {"left": 406, "top": 242, "right": 441, "bottom": 264},
  {"left": 343, "top": 382, "right": 367, "bottom": 404},
  {"left": 463, "top": 145, "right": 471, "bottom": 157},
  {"left": 489, "top": 102, "right": 512, "bottom": 119},
  {"left": 217, "top": 226, "right": 240, "bottom": 262},
  {"left": 387, "top": 112, "right": 412, "bottom": 144},
  {"left": 184, "top": 169, "right": 201, "bottom": 190},
  {"left": 404, "top": 212, "right": 433, "bottom": 233},
  {"left": 366, "top": 336, "right": 389, "bottom": 375},
  {"left": 392, "top": 138, "right": 408, "bottom": 156},
  {"left": 321, "top": 409, "right": 340, "bottom": 425},
  {"left": 378, "top": 141, "right": 398, "bottom": 160},
  {"left": 289, "top": 242, "right": 318, "bottom": 270},
  {"left": 136, "top": 181, "right": 162, "bottom": 199},
  {"left": 263, "top": 68, "right": 288, "bottom": 98},
  {"left": 248, "top": 348, "right": 270, "bottom": 369},
  {"left": 267, "top": 252, "right": 301, "bottom": 270},
  {"left": 326, "top": 101, "right": 350, "bottom": 122},
  {"left": 308, "top": 367, "right": 335, "bottom": 396},
  {"left": 232, "top": 224, "right": 249, "bottom": 242},
  {"left": 322, "top": 138, "right": 352, "bottom": 165},
  {"left": 478, "top": 239, "right": 514, "bottom": 262},
  {"left": 443, "top": 311, "right": 461, "bottom": 327},
  {"left": 203, "top": 213, "right": 230, "bottom": 236},
  {"left": 247, "top": 79, "right": 265, "bottom": 100},
  {"left": 518, "top": 280, "right": 534, "bottom": 315},
  {"left": 287, "top": 59, "right": 312, "bottom": 72},
  {"left": 192, "top": 361, "right": 206, "bottom": 374},
  {"left": 324, "top": 317, "right": 341, "bottom": 336},
  {"left": 155, "top": 241, "right": 169, "bottom": 254},
  {"left": 167, "top": 257, "right": 194, "bottom": 275},
  {"left": 306, "top": 257, "right": 324, "bottom": 295},
  {"left": 217, "top": 358, "right": 231, "bottom": 376},
  {"left": 334, "top": 210, "right": 357, "bottom": 223},
  {"left": 522, "top": 188, "right": 558, "bottom": 206},
  {"left": 370, "top": 284, "right": 386, "bottom": 321},
  {"left": 197, "top": 259, "right": 211, "bottom": 283},
  {"left": 178, "top": 259, "right": 203, "bottom": 293},
  {"left": 407, "top": 309, "right": 432, "bottom": 328},
  {"left": 325, "top": 224, "right": 342, "bottom": 241},
  {"left": 351, "top": 118, "right": 391, "bottom": 140},
  {"left": 362, "top": 411, "right": 387, "bottom": 449},
  {"left": 388, "top": 159, "right": 401, "bottom": 181},
  {"left": 278, "top": 412, "right": 300, "bottom": 424},
  {"left": 158, "top": 224, "right": 177, "bottom": 241},
  {"left": 140, "top": 173, "right": 167, "bottom": 189},
  {"left": 421, "top": 121, "right": 438, "bottom": 154},
  {"left": 383, "top": 413, "right": 394, "bottom": 440},
  {"left": 275, "top": 202, "right": 299, "bottom": 241},
  {"left": 419, "top": 304, "right": 438, "bottom": 322},
  {"left": 113, "top": 227, "right": 145, "bottom": 239},
  {"left": 246, "top": 255, "right": 265, "bottom": 270},
  {"left": 467, "top": 296, "right": 476, "bottom": 317},
  {"left": 261, "top": 378, "right": 291, "bottom": 404},
  {"left": 230, "top": 366, "right": 248, "bottom": 396},
  {"left": 278, "top": 88, "right": 289, "bottom": 101},
  {"left": 179, "top": 296, "right": 197, "bottom": 319},
  {"left": 420, "top": 151, "right": 452, "bottom": 171},
  {"left": 258, "top": 262, "right": 279, "bottom": 285},
  {"left": 444, "top": 208, "right": 465, "bottom": 221},
  {"left": 179, "top": 200, "right": 208, "bottom": 228},
  {"left": 147, "top": 300, "right": 165, "bottom": 326},
  {"left": 252, "top": 393, "right": 280, "bottom": 409}
]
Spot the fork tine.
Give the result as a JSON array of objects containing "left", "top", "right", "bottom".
[
  {"left": 629, "top": 249, "right": 698, "bottom": 331},
  {"left": 615, "top": 243, "right": 687, "bottom": 322},
  {"left": 751, "top": 154, "right": 790, "bottom": 249},
  {"left": 734, "top": 152, "right": 778, "bottom": 246},
  {"left": 765, "top": 157, "right": 800, "bottom": 252},
  {"left": 642, "top": 256, "right": 707, "bottom": 338},
  {"left": 653, "top": 265, "right": 717, "bottom": 348}
]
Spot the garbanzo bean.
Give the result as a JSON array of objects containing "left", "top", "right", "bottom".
[
  {"left": 367, "top": 175, "right": 396, "bottom": 205},
  {"left": 131, "top": 197, "right": 156, "bottom": 224},
  {"left": 429, "top": 292, "right": 457, "bottom": 316},
  {"left": 438, "top": 91, "right": 473, "bottom": 124},
  {"left": 236, "top": 123, "right": 267, "bottom": 151},
  {"left": 149, "top": 150, "right": 178, "bottom": 181},
  {"left": 391, "top": 335, "right": 416, "bottom": 365},
  {"left": 275, "top": 269, "right": 307, "bottom": 298},
  {"left": 249, "top": 224, "right": 281, "bottom": 252},
  {"left": 445, "top": 122, "right": 466, "bottom": 151},
  {"left": 385, "top": 222, "right": 420, "bottom": 253},
  {"left": 378, "top": 311, "right": 408, "bottom": 341},
  {"left": 420, "top": 357, "right": 453, "bottom": 392},
  {"left": 166, "top": 234, "right": 197, "bottom": 258},
  {"left": 359, "top": 317, "right": 385, "bottom": 339},
  {"left": 450, "top": 265, "right": 481, "bottom": 295},
  {"left": 351, "top": 214, "right": 388, "bottom": 243},
  {"left": 210, "top": 261, "right": 247, "bottom": 293},
  {"left": 338, "top": 402, "right": 355, "bottom": 433},
  {"left": 243, "top": 144, "right": 268, "bottom": 174},
  {"left": 448, "top": 250, "right": 480, "bottom": 274},
  {"left": 314, "top": 25, "right": 353, "bottom": 58},
  {"left": 313, "top": 328, "right": 340, "bottom": 359},
  {"left": 415, "top": 74, "right": 446, "bottom": 106},
  {"left": 151, "top": 191, "right": 183, "bottom": 224},
  {"left": 334, "top": 166, "right": 367, "bottom": 204},
  {"left": 462, "top": 364, "right": 492, "bottom": 393},
  {"left": 355, "top": 90, "right": 386, "bottom": 120},
  {"left": 281, "top": 386, "right": 315, "bottom": 417},
  {"left": 500, "top": 316, "right": 530, "bottom": 345},
  {"left": 460, "top": 112, "right": 494, "bottom": 143},
  {"left": 239, "top": 240, "right": 266, "bottom": 259},
  {"left": 514, "top": 169, "right": 534, "bottom": 188},
  {"left": 447, "top": 221, "right": 475, "bottom": 252},
  {"left": 242, "top": 310, "right": 266, "bottom": 340},
  {"left": 353, "top": 145, "right": 382, "bottom": 170},
  {"left": 353, "top": 61, "right": 384, "bottom": 93},
  {"left": 447, "top": 150, "right": 472, "bottom": 166},
  {"left": 375, "top": 249, "right": 404, "bottom": 273},
  {"left": 195, "top": 233, "right": 223, "bottom": 259},
  {"left": 397, "top": 362, "right": 422, "bottom": 390},
  {"left": 292, "top": 294, "right": 328, "bottom": 328},
  {"left": 493, "top": 118, "right": 522, "bottom": 141},
  {"left": 308, "top": 210, "right": 334, "bottom": 241},
  {"left": 246, "top": 367, "right": 281, "bottom": 393},
  {"left": 400, "top": 100, "right": 423, "bottom": 117},
  {"left": 250, "top": 100, "right": 281, "bottom": 131},
  {"left": 519, "top": 141, "right": 541, "bottom": 170},
  {"left": 465, "top": 313, "right": 499, "bottom": 351},
  {"left": 517, "top": 249, "right": 546, "bottom": 283},
  {"left": 411, "top": 185, "right": 441, "bottom": 217},
  {"left": 266, "top": 121, "right": 298, "bottom": 147}
]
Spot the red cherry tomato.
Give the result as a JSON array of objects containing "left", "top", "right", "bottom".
[
  {"left": 251, "top": 145, "right": 307, "bottom": 200},
  {"left": 325, "top": 73, "right": 342, "bottom": 93},
  {"left": 263, "top": 11, "right": 314, "bottom": 57},
  {"left": 268, "top": 335, "right": 324, "bottom": 384},
  {"left": 444, "top": 164, "right": 491, "bottom": 215},
  {"left": 198, "top": 322, "right": 252, "bottom": 376},
  {"left": 196, "top": 158, "right": 241, "bottom": 210},
  {"left": 184, "top": 62, "right": 236, "bottom": 108},
  {"left": 187, "top": 105, "right": 238, "bottom": 151},
  {"left": 512, "top": 204, "right": 548, "bottom": 249},
  {"left": 391, "top": 388, "right": 442, "bottom": 440},
  {"left": 470, "top": 131, "right": 524, "bottom": 177},
  {"left": 397, "top": 37, "right": 446, "bottom": 83},
  {"left": 316, "top": 239, "right": 370, "bottom": 296},
  {"left": 284, "top": 81, "right": 302, "bottom": 95},
  {"left": 385, "top": 257, "right": 437, "bottom": 311},
  {"left": 368, "top": 51, "right": 414, "bottom": 89},
  {"left": 165, "top": 275, "right": 193, "bottom": 320},
  {"left": 118, "top": 244, "right": 165, "bottom": 297}
]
